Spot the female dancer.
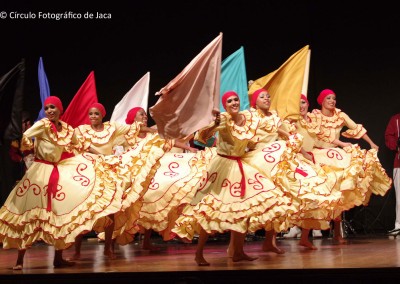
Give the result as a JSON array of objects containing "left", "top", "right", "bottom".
[
  {"left": 98, "top": 106, "right": 201, "bottom": 250},
  {"left": 72, "top": 102, "right": 156, "bottom": 259},
  {"left": 243, "top": 89, "right": 341, "bottom": 250},
  {"left": 0, "top": 97, "right": 123, "bottom": 269},
  {"left": 304, "top": 89, "right": 392, "bottom": 243},
  {"left": 172, "top": 91, "right": 299, "bottom": 266}
]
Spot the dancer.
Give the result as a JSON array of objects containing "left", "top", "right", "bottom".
[
  {"left": 72, "top": 102, "right": 155, "bottom": 259},
  {"left": 125, "top": 107, "right": 200, "bottom": 249},
  {"left": 0, "top": 96, "right": 122, "bottom": 269},
  {"left": 306, "top": 89, "right": 392, "bottom": 243},
  {"left": 173, "top": 91, "right": 298, "bottom": 265},
  {"left": 244, "top": 89, "right": 341, "bottom": 250},
  {"left": 98, "top": 106, "right": 201, "bottom": 250}
]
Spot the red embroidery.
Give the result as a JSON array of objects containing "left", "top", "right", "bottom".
[
  {"left": 16, "top": 178, "right": 41, "bottom": 197},
  {"left": 222, "top": 179, "right": 242, "bottom": 197},
  {"left": 164, "top": 162, "right": 179, "bottom": 177},
  {"left": 248, "top": 173, "right": 264, "bottom": 190},
  {"left": 262, "top": 142, "right": 281, "bottom": 163},
  {"left": 149, "top": 177, "right": 159, "bottom": 190},
  {"left": 326, "top": 149, "right": 343, "bottom": 160},
  {"left": 43, "top": 184, "right": 65, "bottom": 202},
  {"left": 73, "top": 163, "right": 90, "bottom": 186},
  {"left": 198, "top": 172, "right": 217, "bottom": 191},
  {"left": 82, "top": 152, "right": 95, "bottom": 164}
]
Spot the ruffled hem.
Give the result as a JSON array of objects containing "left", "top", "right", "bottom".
[
  {"left": 97, "top": 133, "right": 175, "bottom": 245},
  {"left": 172, "top": 189, "right": 300, "bottom": 240},
  {"left": 311, "top": 145, "right": 391, "bottom": 211},
  {"left": 137, "top": 147, "right": 215, "bottom": 240},
  {"left": 0, "top": 153, "right": 124, "bottom": 250}
]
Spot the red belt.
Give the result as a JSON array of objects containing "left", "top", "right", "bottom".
[
  {"left": 218, "top": 154, "right": 245, "bottom": 197},
  {"left": 35, "top": 152, "right": 74, "bottom": 211}
]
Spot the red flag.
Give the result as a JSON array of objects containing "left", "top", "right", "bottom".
[{"left": 62, "top": 71, "right": 98, "bottom": 127}]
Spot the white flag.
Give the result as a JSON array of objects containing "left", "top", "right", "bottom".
[{"left": 110, "top": 72, "right": 150, "bottom": 123}]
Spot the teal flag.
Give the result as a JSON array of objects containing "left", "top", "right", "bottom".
[{"left": 220, "top": 46, "right": 248, "bottom": 112}]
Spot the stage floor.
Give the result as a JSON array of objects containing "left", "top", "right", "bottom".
[{"left": 1, "top": 233, "right": 400, "bottom": 283}]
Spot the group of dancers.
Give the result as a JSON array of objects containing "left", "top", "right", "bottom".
[{"left": 0, "top": 86, "right": 392, "bottom": 269}]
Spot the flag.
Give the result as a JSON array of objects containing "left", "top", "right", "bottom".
[
  {"left": 220, "top": 46, "right": 248, "bottom": 112},
  {"left": 110, "top": 72, "right": 149, "bottom": 123},
  {"left": 0, "top": 59, "right": 25, "bottom": 144},
  {"left": 36, "top": 57, "right": 51, "bottom": 122},
  {"left": 194, "top": 46, "right": 248, "bottom": 148},
  {"left": 62, "top": 71, "right": 98, "bottom": 128},
  {"left": 248, "top": 45, "right": 310, "bottom": 120},
  {"left": 149, "top": 33, "right": 222, "bottom": 139}
]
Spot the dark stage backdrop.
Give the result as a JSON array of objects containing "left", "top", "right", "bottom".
[{"left": 1, "top": 1, "right": 399, "bottom": 231}]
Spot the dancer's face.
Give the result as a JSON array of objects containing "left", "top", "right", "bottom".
[
  {"left": 225, "top": 95, "right": 240, "bottom": 114},
  {"left": 322, "top": 94, "right": 336, "bottom": 111},
  {"left": 134, "top": 109, "right": 148, "bottom": 126},
  {"left": 300, "top": 98, "right": 309, "bottom": 116},
  {"left": 88, "top": 107, "right": 103, "bottom": 126},
  {"left": 256, "top": 91, "right": 271, "bottom": 111},
  {"left": 44, "top": 104, "right": 61, "bottom": 122}
]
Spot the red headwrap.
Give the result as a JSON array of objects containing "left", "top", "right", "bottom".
[
  {"left": 44, "top": 96, "right": 63, "bottom": 114},
  {"left": 221, "top": 91, "right": 239, "bottom": 110},
  {"left": 89, "top": 102, "right": 106, "bottom": 117},
  {"left": 125, "top": 107, "right": 144, "bottom": 124},
  {"left": 317, "top": 89, "right": 335, "bottom": 105},
  {"left": 250, "top": 88, "right": 268, "bottom": 108},
  {"left": 300, "top": 94, "right": 309, "bottom": 105}
]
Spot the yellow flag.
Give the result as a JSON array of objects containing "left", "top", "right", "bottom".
[{"left": 248, "top": 45, "right": 310, "bottom": 120}]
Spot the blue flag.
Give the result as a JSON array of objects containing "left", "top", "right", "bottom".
[{"left": 36, "top": 57, "right": 50, "bottom": 122}]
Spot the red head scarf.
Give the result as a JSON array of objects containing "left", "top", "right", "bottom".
[
  {"left": 89, "top": 102, "right": 106, "bottom": 117},
  {"left": 125, "top": 107, "right": 144, "bottom": 124},
  {"left": 317, "top": 89, "right": 335, "bottom": 105},
  {"left": 44, "top": 96, "right": 63, "bottom": 114},
  {"left": 250, "top": 88, "right": 268, "bottom": 108},
  {"left": 300, "top": 94, "right": 309, "bottom": 105},
  {"left": 221, "top": 91, "right": 239, "bottom": 110}
]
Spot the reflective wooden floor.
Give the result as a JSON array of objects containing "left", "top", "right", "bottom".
[{"left": 1, "top": 233, "right": 400, "bottom": 283}]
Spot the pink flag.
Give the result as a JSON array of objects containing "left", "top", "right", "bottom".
[
  {"left": 110, "top": 72, "right": 149, "bottom": 123},
  {"left": 62, "top": 71, "right": 98, "bottom": 127},
  {"left": 149, "top": 33, "right": 222, "bottom": 139}
]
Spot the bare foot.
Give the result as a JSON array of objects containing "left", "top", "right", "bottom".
[
  {"left": 299, "top": 240, "right": 318, "bottom": 250},
  {"left": 12, "top": 264, "right": 23, "bottom": 270},
  {"left": 195, "top": 255, "right": 210, "bottom": 266},
  {"left": 333, "top": 236, "right": 348, "bottom": 244},
  {"left": 104, "top": 250, "right": 117, "bottom": 259},
  {"left": 262, "top": 244, "right": 286, "bottom": 254},
  {"left": 232, "top": 253, "right": 258, "bottom": 262},
  {"left": 69, "top": 253, "right": 81, "bottom": 260},
  {"left": 54, "top": 259, "right": 75, "bottom": 268},
  {"left": 226, "top": 246, "right": 233, "bottom": 258}
]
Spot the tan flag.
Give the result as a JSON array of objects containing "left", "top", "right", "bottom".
[
  {"left": 149, "top": 33, "right": 222, "bottom": 139},
  {"left": 248, "top": 45, "right": 310, "bottom": 120}
]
